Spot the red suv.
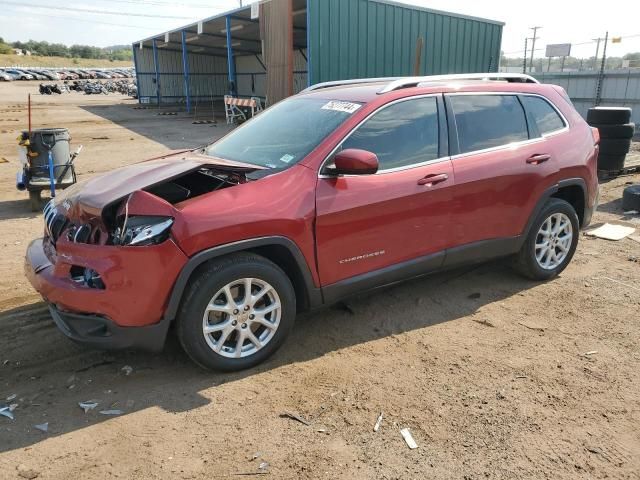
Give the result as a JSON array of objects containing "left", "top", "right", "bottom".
[{"left": 25, "top": 74, "right": 599, "bottom": 371}]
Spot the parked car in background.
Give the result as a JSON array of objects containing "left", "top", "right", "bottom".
[
  {"left": 0, "top": 71, "right": 15, "bottom": 81},
  {"left": 23, "top": 69, "right": 48, "bottom": 81},
  {"left": 25, "top": 73, "right": 599, "bottom": 371},
  {"left": 4, "top": 69, "right": 34, "bottom": 80}
]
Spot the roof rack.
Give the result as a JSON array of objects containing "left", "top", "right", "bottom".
[
  {"left": 378, "top": 73, "right": 539, "bottom": 93},
  {"left": 301, "top": 73, "right": 539, "bottom": 94},
  {"left": 301, "top": 77, "right": 401, "bottom": 93}
]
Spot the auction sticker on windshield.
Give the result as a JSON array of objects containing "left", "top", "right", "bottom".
[{"left": 321, "top": 101, "right": 362, "bottom": 114}]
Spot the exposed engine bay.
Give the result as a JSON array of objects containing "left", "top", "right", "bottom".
[
  {"left": 47, "top": 166, "right": 249, "bottom": 248},
  {"left": 144, "top": 167, "right": 246, "bottom": 204}
]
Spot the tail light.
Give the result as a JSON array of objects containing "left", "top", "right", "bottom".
[{"left": 590, "top": 127, "right": 600, "bottom": 146}]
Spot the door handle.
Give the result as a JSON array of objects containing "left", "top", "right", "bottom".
[
  {"left": 526, "top": 154, "right": 551, "bottom": 165},
  {"left": 418, "top": 173, "right": 448, "bottom": 186}
]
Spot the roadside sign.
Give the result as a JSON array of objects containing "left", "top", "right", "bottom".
[{"left": 545, "top": 43, "right": 571, "bottom": 57}]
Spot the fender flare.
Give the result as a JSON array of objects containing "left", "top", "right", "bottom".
[
  {"left": 163, "top": 236, "right": 320, "bottom": 321},
  {"left": 520, "top": 178, "right": 587, "bottom": 248}
]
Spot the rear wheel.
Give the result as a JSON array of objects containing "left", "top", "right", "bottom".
[
  {"left": 514, "top": 198, "right": 579, "bottom": 280},
  {"left": 176, "top": 253, "right": 296, "bottom": 371}
]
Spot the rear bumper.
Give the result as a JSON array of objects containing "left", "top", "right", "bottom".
[{"left": 48, "top": 304, "right": 168, "bottom": 351}]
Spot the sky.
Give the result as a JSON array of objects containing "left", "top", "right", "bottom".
[{"left": 1, "top": 0, "right": 639, "bottom": 58}]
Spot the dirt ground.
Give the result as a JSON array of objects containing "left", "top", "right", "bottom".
[{"left": 0, "top": 81, "right": 639, "bottom": 480}]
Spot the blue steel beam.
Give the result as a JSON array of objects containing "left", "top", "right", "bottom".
[
  {"left": 225, "top": 15, "right": 237, "bottom": 96},
  {"left": 152, "top": 38, "right": 161, "bottom": 105},
  {"left": 181, "top": 30, "right": 192, "bottom": 113}
]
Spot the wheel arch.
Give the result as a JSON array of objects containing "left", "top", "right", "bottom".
[
  {"left": 521, "top": 178, "right": 587, "bottom": 246},
  {"left": 552, "top": 178, "right": 587, "bottom": 226},
  {"left": 164, "top": 237, "right": 322, "bottom": 323}
]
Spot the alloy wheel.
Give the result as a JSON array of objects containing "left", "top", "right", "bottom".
[
  {"left": 202, "top": 278, "right": 281, "bottom": 358},
  {"left": 534, "top": 212, "right": 573, "bottom": 270}
]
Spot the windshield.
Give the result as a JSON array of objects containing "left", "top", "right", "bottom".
[{"left": 205, "top": 97, "right": 361, "bottom": 171}]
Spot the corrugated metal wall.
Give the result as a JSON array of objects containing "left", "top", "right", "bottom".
[
  {"left": 307, "top": 0, "right": 503, "bottom": 84},
  {"left": 136, "top": 46, "right": 227, "bottom": 104},
  {"left": 534, "top": 70, "right": 640, "bottom": 126}
]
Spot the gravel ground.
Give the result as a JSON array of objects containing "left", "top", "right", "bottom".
[{"left": 0, "top": 82, "right": 639, "bottom": 480}]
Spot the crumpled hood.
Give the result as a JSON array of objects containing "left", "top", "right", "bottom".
[{"left": 54, "top": 150, "right": 264, "bottom": 219}]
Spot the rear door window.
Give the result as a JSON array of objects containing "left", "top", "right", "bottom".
[
  {"left": 449, "top": 95, "right": 529, "bottom": 154},
  {"left": 340, "top": 97, "right": 439, "bottom": 171},
  {"left": 521, "top": 95, "right": 566, "bottom": 135}
]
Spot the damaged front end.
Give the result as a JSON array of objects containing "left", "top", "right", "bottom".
[{"left": 28, "top": 153, "right": 265, "bottom": 338}]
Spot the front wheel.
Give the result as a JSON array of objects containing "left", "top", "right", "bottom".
[
  {"left": 514, "top": 198, "right": 579, "bottom": 280},
  {"left": 176, "top": 253, "right": 296, "bottom": 371}
]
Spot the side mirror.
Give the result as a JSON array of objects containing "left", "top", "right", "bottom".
[{"left": 331, "top": 149, "right": 379, "bottom": 175}]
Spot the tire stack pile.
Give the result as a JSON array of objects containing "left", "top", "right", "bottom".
[{"left": 587, "top": 107, "right": 635, "bottom": 173}]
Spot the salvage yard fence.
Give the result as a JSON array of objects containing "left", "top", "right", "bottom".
[{"left": 533, "top": 70, "right": 640, "bottom": 128}]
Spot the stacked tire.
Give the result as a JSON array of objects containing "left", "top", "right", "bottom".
[{"left": 587, "top": 107, "right": 635, "bottom": 172}]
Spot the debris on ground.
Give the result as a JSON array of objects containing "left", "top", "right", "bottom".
[
  {"left": 16, "top": 464, "right": 40, "bottom": 479},
  {"left": 373, "top": 412, "right": 384, "bottom": 432},
  {"left": 0, "top": 404, "right": 15, "bottom": 420},
  {"left": 280, "top": 411, "right": 310, "bottom": 426},
  {"left": 121, "top": 365, "right": 133, "bottom": 376},
  {"left": 583, "top": 350, "right": 598, "bottom": 356},
  {"left": 6, "top": 393, "right": 17, "bottom": 401},
  {"left": 78, "top": 401, "right": 99, "bottom": 413},
  {"left": 518, "top": 322, "right": 546, "bottom": 332},
  {"left": 624, "top": 210, "right": 639, "bottom": 216},
  {"left": 34, "top": 422, "right": 48, "bottom": 433},
  {"left": 585, "top": 223, "right": 635, "bottom": 241},
  {"left": 400, "top": 428, "right": 418, "bottom": 449},
  {"left": 99, "top": 409, "right": 124, "bottom": 416},
  {"left": 467, "top": 292, "right": 481, "bottom": 299}
]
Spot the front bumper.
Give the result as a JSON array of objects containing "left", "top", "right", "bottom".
[
  {"left": 48, "top": 304, "right": 168, "bottom": 351},
  {"left": 25, "top": 236, "right": 188, "bottom": 350}
]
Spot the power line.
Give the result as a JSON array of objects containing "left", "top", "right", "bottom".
[
  {"left": 2, "top": 0, "right": 197, "bottom": 19},
  {"left": 503, "top": 32, "right": 640, "bottom": 56},
  {"left": 3, "top": 6, "right": 152, "bottom": 30},
  {"left": 90, "top": 0, "right": 228, "bottom": 8}
]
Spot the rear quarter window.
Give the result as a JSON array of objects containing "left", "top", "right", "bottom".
[
  {"left": 449, "top": 95, "right": 529, "bottom": 154},
  {"left": 521, "top": 96, "right": 566, "bottom": 135}
]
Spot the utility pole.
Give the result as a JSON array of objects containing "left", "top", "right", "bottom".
[
  {"left": 592, "top": 37, "right": 602, "bottom": 70},
  {"left": 528, "top": 26, "right": 542, "bottom": 73},
  {"left": 595, "top": 31, "right": 608, "bottom": 106},
  {"left": 522, "top": 37, "right": 528, "bottom": 74}
]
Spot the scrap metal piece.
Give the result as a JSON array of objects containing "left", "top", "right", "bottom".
[
  {"left": 280, "top": 411, "right": 310, "bottom": 426},
  {"left": 374, "top": 412, "right": 383, "bottom": 432},
  {"left": 79, "top": 401, "right": 99, "bottom": 413},
  {"left": 400, "top": 428, "right": 418, "bottom": 449},
  {"left": 34, "top": 422, "right": 48, "bottom": 433},
  {"left": 0, "top": 405, "right": 15, "bottom": 420},
  {"left": 99, "top": 409, "right": 124, "bottom": 416}
]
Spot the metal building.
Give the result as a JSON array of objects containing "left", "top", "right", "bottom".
[{"left": 132, "top": 0, "right": 503, "bottom": 110}]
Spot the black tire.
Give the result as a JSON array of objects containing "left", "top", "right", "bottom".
[
  {"left": 28, "top": 190, "right": 41, "bottom": 212},
  {"left": 622, "top": 185, "right": 640, "bottom": 211},
  {"left": 599, "top": 138, "right": 632, "bottom": 155},
  {"left": 514, "top": 198, "right": 580, "bottom": 281},
  {"left": 587, "top": 107, "right": 632, "bottom": 125},
  {"left": 176, "top": 252, "right": 296, "bottom": 371},
  {"left": 592, "top": 123, "right": 636, "bottom": 139},
  {"left": 598, "top": 153, "right": 626, "bottom": 171}
]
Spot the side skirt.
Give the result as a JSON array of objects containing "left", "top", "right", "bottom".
[{"left": 321, "top": 236, "right": 522, "bottom": 305}]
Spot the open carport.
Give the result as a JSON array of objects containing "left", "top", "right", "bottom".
[{"left": 132, "top": 0, "right": 503, "bottom": 112}]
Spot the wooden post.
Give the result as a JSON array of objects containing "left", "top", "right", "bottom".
[
  {"left": 28, "top": 93, "right": 31, "bottom": 136},
  {"left": 413, "top": 36, "right": 424, "bottom": 76}
]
